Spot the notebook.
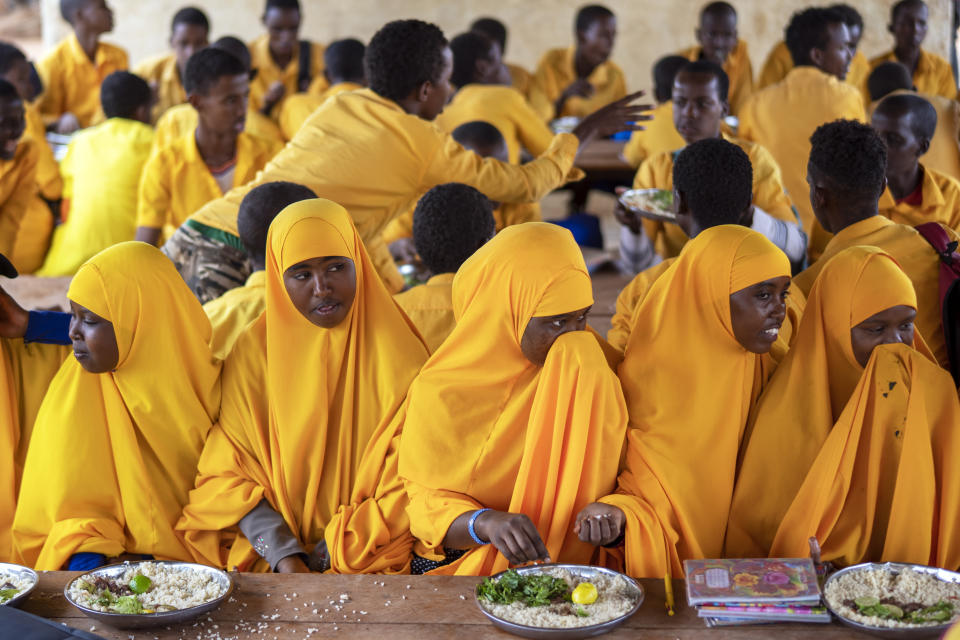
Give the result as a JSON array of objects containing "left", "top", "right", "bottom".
[{"left": 683, "top": 558, "right": 821, "bottom": 606}]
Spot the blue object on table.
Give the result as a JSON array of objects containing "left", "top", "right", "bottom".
[
  {"left": 67, "top": 553, "right": 106, "bottom": 571},
  {"left": 610, "top": 129, "right": 632, "bottom": 141},
  {"left": 551, "top": 213, "right": 605, "bottom": 249},
  {"left": 0, "top": 605, "right": 108, "bottom": 639}
]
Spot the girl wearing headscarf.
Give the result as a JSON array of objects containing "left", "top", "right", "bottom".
[
  {"left": 177, "top": 199, "right": 429, "bottom": 573},
  {"left": 728, "top": 246, "right": 960, "bottom": 568},
  {"left": 575, "top": 225, "right": 792, "bottom": 577},
  {"left": 398, "top": 222, "right": 628, "bottom": 576},
  {"left": 12, "top": 243, "right": 221, "bottom": 570}
]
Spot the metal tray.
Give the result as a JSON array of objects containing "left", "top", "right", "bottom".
[
  {"left": 0, "top": 562, "right": 38, "bottom": 608},
  {"left": 475, "top": 563, "right": 644, "bottom": 639},
  {"left": 618, "top": 188, "right": 677, "bottom": 223}
]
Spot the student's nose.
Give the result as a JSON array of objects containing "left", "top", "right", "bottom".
[{"left": 68, "top": 316, "right": 82, "bottom": 342}]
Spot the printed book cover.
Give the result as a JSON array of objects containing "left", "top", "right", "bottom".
[{"left": 683, "top": 558, "right": 821, "bottom": 605}]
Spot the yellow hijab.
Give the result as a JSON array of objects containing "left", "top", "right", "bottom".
[
  {"left": 399, "top": 222, "right": 627, "bottom": 576},
  {"left": 13, "top": 242, "right": 220, "bottom": 569},
  {"left": 178, "top": 199, "right": 428, "bottom": 571},
  {"left": 727, "top": 246, "right": 930, "bottom": 558},
  {"left": 600, "top": 225, "right": 790, "bottom": 577}
]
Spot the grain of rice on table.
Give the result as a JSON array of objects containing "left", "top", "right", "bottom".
[
  {"left": 825, "top": 567, "right": 960, "bottom": 628},
  {"left": 69, "top": 562, "right": 226, "bottom": 612}
]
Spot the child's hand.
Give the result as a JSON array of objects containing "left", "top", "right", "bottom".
[
  {"left": 275, "top": 554, "right": 310, "bottom": 573},
  {"left": 613, "top": 186, "right": 643, "bottom": 235},
  {"left": 54, "top": 113, "right": 80, "bottom": 135},
  {"left": 573, "top": 502, "right": 625, "bottom": 546},
  {"left": 572, "top": 91, "right": 653, "bottom": 148},
  {"left": 263, "top": 81, "right": 286, "bottom": 111},
  {"left": 475, "top": 510, "right": 551, "bottom": 565}
]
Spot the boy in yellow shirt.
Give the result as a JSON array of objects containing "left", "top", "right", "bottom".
[
  {"left": 0, "top": 80, "right": 39, "bottom": 257},
  {"left": 135, "top": 47, "right": 282, "bottom": 247},
  {"left": 528, "top": 4, "right": 626, "bottom": 121},
  {"left": 37, "top": 0, "right": 127, "bottom": 133},
  {"left": 678, "top": 2, "right": 752, "bottom": 115},
  {"left": 470, "top": 17, "right": 532, "bottom": 96},
  {"left": 133, "top": 7, "right": 210, "bottom": 123},
  {"left": 622, "top": 55, "right": 687, "bottom": 168}
]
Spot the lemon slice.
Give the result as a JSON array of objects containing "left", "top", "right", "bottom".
[{"left": 571, "top": 582, "right": 598, "bottom": 605}]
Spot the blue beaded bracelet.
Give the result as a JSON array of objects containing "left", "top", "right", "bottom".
[{"left": 468, "top": 508, "right": 491, "bottom": 545}]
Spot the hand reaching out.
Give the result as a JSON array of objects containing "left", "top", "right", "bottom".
[{"left": 573, "top": 502, "right": 625, "bottom": 547}]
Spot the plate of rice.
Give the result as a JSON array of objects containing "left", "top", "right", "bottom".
[
  {"left": 64, "top": 561, "right": 233, "bottom": 629},
  {"left": 823, "top": 562, "right": 960, "bottom": 638},
  {"left": 618, "top": 189, "right": 676, "bottom": 222},
  {"left": 0, "top": 562, "right": 38, "bottom": 608},
  {"left": 475, "top": 564, "right": 643, "bottom": 639}
]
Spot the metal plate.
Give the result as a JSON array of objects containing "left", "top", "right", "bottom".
[
  {"left": 63, "top": 561, "right": 234, "bottom": 630},
  {"left": 475, "top": 564, "right": 644, "bottom": 640},
  {"left": 618, "top": 188, "right": 677, "bottom": 223},
  {"left": 823, "top": 562, "right": 960, "bottom": 638},
  {"left": 0, "top": 562, "right": 38, "bottom": 608}
]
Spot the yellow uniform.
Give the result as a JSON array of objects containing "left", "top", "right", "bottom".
[
  {"left": 0, "top": 138, "right": 38, "bottom": 258},
  {"left": 869, "top": 89, "right": 960, "bottom": 181},
  {"left": 878, "top": 165, "right": 960, "bottom": 232},
  {"left": 24, "top": 103, "right": 61, "bottom": 202},
  {"left": 635, "top": 133, "right": 797, "bottom": 258},
  {"left": 152, "top": 103, "right": 285, "bottom": 151},
  {"left": 277, "top": 81, "right": 362, "bottom": 141},
  {"left": 758, "top": 40, "right": 870, "bottom": 96},
  {"left": 507, "top": 62, "right": 532, "bottom": 96},
  {"left": 203, "top": 270, "right": 266, "bottom": 360},
  {"left": 12, "top": 106, "right": 61, "bottom": 274},
  {"left": 36, "top": 34, "right": 127, "bottom": 128},
  {"left": 133, "top": 52, "right": 185, "bottom": 122},
  {"left": 527, "top": 47, "right": 626, "bottom": 121},
  {"left": 436, "top": 84, "right": 553, "bottom": 164},
  {"left": 248, "top": 35, "right": 326, "bottom": 119},
  {"left": 38, "top": 118, "right": 154, "bottom": 277},
  {"left": 739, "top": 66, "right": 866, "bottom": 234},
  {"left": 138, "top": 130, "right": 282, "bottom": 238},
  {"left": 870, "top": 49, "right": 958, "bottom": 100},
  {"left": 679, "top": 39, "right": 753, "bottom": 115},
  {"left": 622, "top": 102, "right": 685, "bottom": 168},
  {"left": 393, "top": 273, "right": 454, "bottom": 354}
]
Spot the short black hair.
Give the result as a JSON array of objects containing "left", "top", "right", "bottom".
[
  {"left": 891, "top": 0, "right": 926, "bottom": 23},
  {"left": 450, "top": 31, "right": 494, "bottom": 88},
  {"left": 876, "top": 93, "right": 938, "bottom": 142},
  {"left": 184, "top": 47, "right": 247, "bottom": 95},
  {"left": 264, "top": 0, "right": 300, "bottom": 11},
  {"left": 0, "top": 42, "right": 26, "bottom": 76},
  {"left": 238, "top": 182, "right": 317, "bottom": 268},
  {"left": 867, "top": 61, "right": 913, "bottom": 101},
  {"left": 60, "top": 0, "right": 86, "bottom": 25},
  {"left": 785, "top": 7, "right": 846, "bottom": 67},
  {"left": 0, "top": 78, "right": 20, "bottom": 103},
  {"left": 673, "top": 137, "right": 752, "bottom": 228},
  {"left": 365, "top": 20, "right": 448, "bottom": 102},
  {"left": 413, "top": 183, "right": 495, "bottom": 274},
  {"left": 100, "top": 71, "right": 151, "bottom": 119},
  {"left": 701, "top": 2, "right": 736, "bottom": 20},
  {"left": 575, "top": 5, "right": 615, "bottom": 34},
  {"left": 829, "top": 3, "right": 863, "bottom": 30},
  {"left": 171, "top": 6, "right": 209, "bottom": 33},
  {"left": 652, "top": 55, "right": 689, "bottom": 103},
  {"left": 676, "top": 60, "right": 730, "bottom": 103},
  {"left": 324, "top": 38, "right": 365, "bottom": 83},
  {"left": 809, "top": 119, "right": 887, "bottom": 206},
  {"left": 211, "top": 36, "right": 252, "bottom": 70},
  {"left": 452, "top": 120, "right": 505, "bottom": 152},
  {"left": 470, "top": 17, "right": 507, "bottom": 52}
]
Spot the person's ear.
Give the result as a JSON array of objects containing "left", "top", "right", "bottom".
[
  {"left": 187, "top": 93, "right": 202, "bottom": 110},
  {"left": 809, "top": 46, "right": 824, "bottom": 69},
  {"left": 811, "top": 182, "right": 828, "bottom": 212},
  {"left": 695, "top": 27, "right": 704, "bottom": 45},
  {"left": 134, "top": 103, "right": 151, "bottom": 125},
  {"left": 261, "top": 13, "right": 268, "bottom": 28},
  {"left": 918, "top": 136, "right": 931, "bottom": 156},
  {"left": 416, "top": 80, "right": 433, "bottom": 103},
  {"left": 721, "top": 99, "right": 730, "bottom": 119}
]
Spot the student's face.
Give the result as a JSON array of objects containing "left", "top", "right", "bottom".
[
  {"left": 171, "top": 23, "right": 209, "bottom": 74},
  {"left": 672, "top": 72, "right": 726, "bottom": 144},
  {"left": 68, "top": 300, "right": 119, "bottom": 373},
  {"left": 1, "top": 58, "right": 32, "bottom": 102},
  {"left": 193, "top": 73, "right": 249, "bottom": 137},
  {"left": 850, "top": 305, "right": 916, "bottom": 367},
  {"left": 420, "top": 46, "right": 453, "bottom": 121},
  {"left": 891, "top": 3, "right": 928, "bottom": 51},
  {"left": 696, "top": 11, "right": 738, "bottom": 65},
  {"left": 812, "top": 22, "right": 853, "bottom": 80},
  {"left": 872, "top": 110, "right": 927, "bottom": 175},
  {"left": 0, "top": 98, "right": 25, "bottom": 160},
  {"left": 78, "top": 0, "right": 114, "bottom": 34},
  {"left": 476, "top": 42, "right": 508, "bottom": 85},
  {"left": 263, "top": 7, "right": 301, "bottom": 59},
  {"left": 283, "top": 256, "right": 357, "bottom": 328},
  {"left": 576, "top": 16, "right": 617, "bottom": 68},
  {"left": 520, "top": 305, "right": 591, "bottom": 366},
  {"left": 847, "top": 23, "right": 863, "bottom": 50},
  {"left": 729, "top": 277, "right": 790, "bottom": 354}
]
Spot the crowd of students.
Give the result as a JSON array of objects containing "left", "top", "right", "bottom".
[{"left": 0, "top": 0, "right": 958, "bottom": 579}]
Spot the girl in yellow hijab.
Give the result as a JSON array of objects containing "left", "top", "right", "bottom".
[
  {"left": 729, "top": 246, "right": 960, "bottom": 568},
  {"left": 177, "top": 199, "right": 429, "bottom": 573},
  {"left": 575, "top": 225, "right": 791, "bottom": 577},
  {"left": 12, "top": 242, "right": 221, "bottom": 570},
  {"left": 398, "top": 222, "right": 628, "bottom": 576}
]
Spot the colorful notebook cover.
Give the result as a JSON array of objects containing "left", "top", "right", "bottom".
[
  {"left": 683, "top": 558, "right": 821, "bottom": 605},
  {"left": 697, "top": 604, "right": 831, "bottom": 622}
]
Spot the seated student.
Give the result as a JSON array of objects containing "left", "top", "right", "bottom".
[
  {"left": 870, "top": 0, "right": 957, "bottom": 101},
  {"left": 278, "top": 39, "right": 365, "bottom": 141},
  {"left": 12, "top": 242, "right": 220, "bottom": 570},
  {"left": 868, "top": 61, "right": 960, "bottom": 181},
  {"left": 794, "top": 119, "right": 955, "bottom": 369},
  {"left": 527, "top": 4, "right": 626, "bottom": 121},
  {"left": 618, "top": 61, "right": 805, "bottom": 269},
  {"left": 728, "top": 246, "right": 960, "bottom": 568},
  {"left": 163, "top": 19, "right": 647, "bottom": 303},
  {"left": 873, "top": 93, "right": 960, "bottom": 232},
  {"left": 470, "top": 17, "right": 532, "bottom": 96},
  {"left": 153, "top": 36, "right": 286, "bottom": 150},
  {"left": 622, "top": 55, "right": 687, "bottom": 168},
  {"left": 176, "top": 199, "right": 429, "bottom": 574},
  {"left": 399, "top": 223, "right": 627, "bottom": 575},
  {"left": 739, "top": 7, "right": 865, "bottom": 244},
  {"left": 203, "top": 181, "right": 317, "bottom": 359},
  {"left": 37, "top": 0, "right": 127, "bottom": 133},
  {"left": 678, "top": 2, "right": 753, "bottom": 115},
  {"left": 37, "top": 72, "right": 153, "bottom": 277},
  {"left": 609, "top": 137, "right": 805, "bottom": 359},
  {"left": 135, "top": 48, "right": 282, "bottom": 247},
  {"left": 133, "top": 7, "right": 210, "bottom": 122},
  {"left": 0, "top": 80, "right": 41, "bottom": 258},
  {"left": 574, "top": 225, "right": 790, "bottom": 576},
  {"left": 436, "top": 32, "right": 553, "bottom": 165},
  {"left": 249, "top": 0, "right": 325, "bottom": 120},
  {"left": 393, "top": 183, "right": 495, "bottom": 353}
]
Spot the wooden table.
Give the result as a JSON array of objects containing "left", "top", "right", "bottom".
[{"left": 21, "top": 572, "right": 869, "bottom": 639}]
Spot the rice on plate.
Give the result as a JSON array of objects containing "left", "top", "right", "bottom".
[
  {"left": 68, "top": 562, "right": 228, "bottom": 614},
  {"left": 0, "top": 567, "right": 36, "bottom": 604}
]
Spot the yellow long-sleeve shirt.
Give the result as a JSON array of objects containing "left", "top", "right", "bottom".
[
  {"left": 0, "top": 138, "right": 38, "bottom": 257},
  {"left": 527, "top": 46, "right": 626, "bottom": 121},
  {"left": 393, "top": 272, "right": 455, "bottom": 354},
  {"left": 507, "top": 62, "right": 533, "bottom": 96},
  {"left": 679, "top": 39, "right": 753, "bottom": 115},
  {"left": 739, "top": 66, "right": 865, "bottom": 235},
  {"left": 203, "top": 269, "right": 266, "bottom": 360},
  {"left": 278, "top": 81, "right": 363, "bottom": 141},
  {"left": 870, "top": 49, "right": 958, "bottom": 100},
  {"left": 878, "top": 164, "right": 960, "bottom": 232},
  {"left": 36, "top": 34, "right": 127, "bottom": 128},
  {"left": 622, "top": 101, "right": 685, "bottom": 168},
  {"left": 152, "top": 103, "right": 285, "bottom": 152},
  {"left": 248, "top": 34, "right": 326, "bottom": 119},
  {"left": 23, "top": 103, "right": 60, "bottom": 202},
  {"left": 133, "top": 52, "right": 185, "bottom": 122},
  {"left": 757, "top": 40, "right": 869, "bottom": 97}
]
